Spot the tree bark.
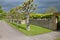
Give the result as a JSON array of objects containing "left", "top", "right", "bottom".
[{"left": 26, "top": 14, "right": 30, "bottom": 31}]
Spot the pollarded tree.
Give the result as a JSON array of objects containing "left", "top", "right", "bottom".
[
  {"left": 10, "top": 8, "right": 19, "bottom": 23},
  {"left": 9, "top": 8, "right": 16, "bottom": 22},
  {"left": 16, "top": 0, "right": 37, "bottom": 31},
  {"left": 9, "top": 8, "right": 23, "bottom": 23}
]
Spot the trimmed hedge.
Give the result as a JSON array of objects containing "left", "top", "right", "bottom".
[{"left": 29, "top": 14, "right": 53, "bottom": 19}]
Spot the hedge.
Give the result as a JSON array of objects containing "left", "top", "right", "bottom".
[{"left": 29, "top": 14, "right": 53, "bottom": 19}]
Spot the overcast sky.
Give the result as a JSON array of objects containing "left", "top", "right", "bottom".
[{"left": 0, "top": 0, "right": 60, "bottom": 13}]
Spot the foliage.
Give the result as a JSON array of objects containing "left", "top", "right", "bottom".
[
  {"left": 29, "top": 13, "right": 53, "bottom": 19},
  {"left": 13, "top": 0, "right": 37, "bottom": 31},
  {"left": 58, "top": 16, "right": 60, "bottom": 21},
  {"left": 0, "top": 6, "right": 6, "bottom": 20}
]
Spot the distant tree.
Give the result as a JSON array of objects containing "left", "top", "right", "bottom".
[
  {"left": 0, "top": 6, "right": 3, "bottom": 13},
  {"left": 9, "top": 8, "right": 15, "bottom": 22},
  {"left": 0, "top": 6, "right": 6, "bottom": 19},
  {"left": 0, "top": 6, "right": 2, "bottom": 9},
  {"left": 9, "top": 8, "right": 23, "bottom": 23}
]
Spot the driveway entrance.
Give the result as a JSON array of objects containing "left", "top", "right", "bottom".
[
  {"left": 57, "top": 21, "right": 60, "bottom": 30},
  {"left": 57, "top": 16, "right": 60, "bottom": 30}
]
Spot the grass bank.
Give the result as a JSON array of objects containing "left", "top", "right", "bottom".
[
  {"left": 9, "top": 22, "right": 52, "bottom": 36},
  {"left": 56, "top": 38, "right": 60, "bottom": 40}
]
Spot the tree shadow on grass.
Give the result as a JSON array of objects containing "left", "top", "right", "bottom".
[{"left": 11, "top": 23, "right": 26, "bottom": 30}]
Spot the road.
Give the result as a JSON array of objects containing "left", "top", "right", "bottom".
[
  {"left": 30, "top": 31, "right": 60, "bottom": 40},
  {"left": 0, "top": 20, "right": 33, "bottom": 40}
]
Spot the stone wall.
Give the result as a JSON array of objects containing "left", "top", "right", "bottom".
[
  {"left": 29, "top": 18, "right": 56, "bottom": 30},
  {"left": 49, "top": 16, "right": 57, "bottom": 30},
  {"left": 20, "top": 16, "right": 57, "bottom": 30}
]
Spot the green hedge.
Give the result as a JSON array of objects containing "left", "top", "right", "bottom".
[{"left": 29, "top": 14, "right": 53, "bottom": 19}]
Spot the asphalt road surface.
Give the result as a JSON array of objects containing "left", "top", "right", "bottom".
[{"left": 0, "top": 20, "right": 33, "bottom": 40}]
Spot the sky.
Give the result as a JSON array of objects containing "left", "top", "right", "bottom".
[{"left": 0, "top": 0, "right": 60, "bottom": 13}]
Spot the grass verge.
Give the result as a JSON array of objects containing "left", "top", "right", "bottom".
[
  {"left": 56, "top": 38, "right": 60, "bottom": 40},
  {"left": 9, "top": 22, "right": 52, "bottom": 36}
]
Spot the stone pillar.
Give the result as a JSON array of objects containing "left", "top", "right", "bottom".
[{"left": 51, "top": 16, "right": 57, "bottom": 30}]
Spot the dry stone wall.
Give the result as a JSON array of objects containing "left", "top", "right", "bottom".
[{"left": 30, "top": 18, "right": 57, "bottom": 30}]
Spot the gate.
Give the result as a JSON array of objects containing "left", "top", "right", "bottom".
[
  {"left": 54, "top": 12, "right": 60, "bottom": 30},
  {"left": 57, "top": 16, "right": 60, "bottom": 30}
]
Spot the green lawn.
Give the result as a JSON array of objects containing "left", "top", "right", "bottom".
[
  {"left": 59, "top": 16, "right": 60, "bottom": 20},
  {"left": 10, "top": 22, "right": 52, "bottom": 36},
  {"left": 56, "top": 38, "right": 60, "bottom": 40}
]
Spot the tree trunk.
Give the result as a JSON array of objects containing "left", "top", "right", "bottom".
[
  {"left": 17, "top": 19, "right": 19, "bottom": 24},
  {"left": 11, "top": 18, "right": 13, "bottom": 22},
  {"left": 26, "top": 14, "right": 30, "bottom": 31}
]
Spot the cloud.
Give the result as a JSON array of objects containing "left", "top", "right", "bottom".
[
  {"left": 0, "top": 0, "right": 60, "bottom": 13},
  {"left": 3, "top": 0, "right": 25, "bottom": 3}
]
